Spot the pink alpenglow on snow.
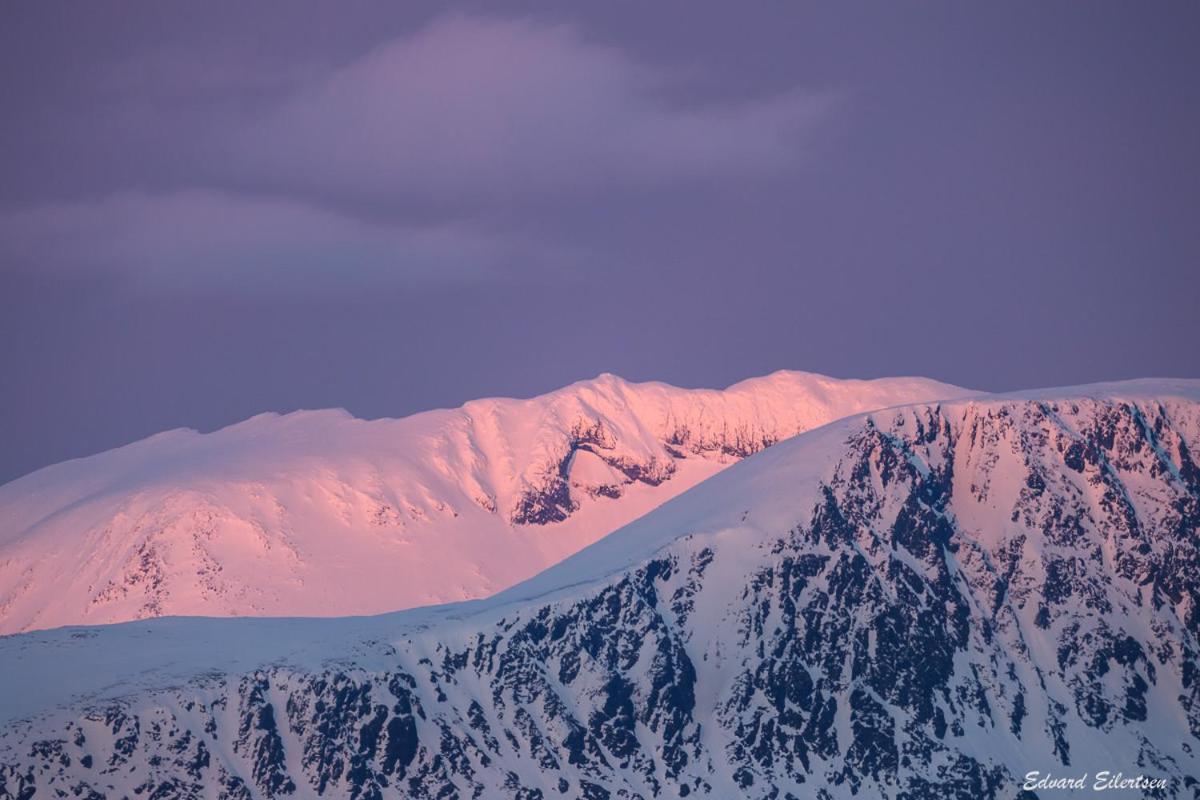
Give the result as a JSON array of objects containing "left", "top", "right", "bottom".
[{"left": 0, "top": 370, "right": 969, "bottom": 633}]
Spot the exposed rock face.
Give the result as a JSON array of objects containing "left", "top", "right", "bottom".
[
  {"left": 510, "top": 418, "right": 677, "bottom": 525},
  {"left": 2, "top": 382, "right": 1197, "bottom": 799},
  {"left": 0, "top": 370, "right": 967, "bottom": 633}
]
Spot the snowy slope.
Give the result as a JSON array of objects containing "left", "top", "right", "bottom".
[
  {"left": 1, "top": 379, "right": 1198, "bottom": 799},
  {"left": 0, "top": 370, "right": 968, "bottom": 633}
]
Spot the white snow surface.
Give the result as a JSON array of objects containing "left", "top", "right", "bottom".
[
  {"left": 2, "top": 377, "right": 1195, "bottom": 732},
  {"left": 0, "top": 370, "right": 968, "bottom": 634}
]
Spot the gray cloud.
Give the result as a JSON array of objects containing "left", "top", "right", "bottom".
[
  {"left": 225, "top": 15, "right": 832, "bottom": 206},
  {"left": 0, "top": 14, "right": 830, "bottom": 290},
  {"left": 0, "top": 190, "right": 532, "bottom": 290}
]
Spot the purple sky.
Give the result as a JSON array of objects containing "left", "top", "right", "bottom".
[{"left": 2, "top": 1, "right": 1198, "bottom": 485}]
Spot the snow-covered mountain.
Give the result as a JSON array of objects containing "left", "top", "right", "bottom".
[
  {"left": 1, "top": 379, "right": 1198, "bottom": 799},
  {"left": 0, "top": 371, "right": 968, "bottom": 634}
]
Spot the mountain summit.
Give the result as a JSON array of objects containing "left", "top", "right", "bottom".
[
  {"left": 1, "top": 379, "right": 1197, "bottom": 798},
  {"left": 0, "top": 371, "right": 967, "bottom": 633}
]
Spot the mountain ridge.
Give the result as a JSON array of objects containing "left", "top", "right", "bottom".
[
  {"left": 1, "top": 378, "right": 1198, "bottom": 798},
  {"left": 0, "top": 370, "right": 969, "bottom": 633}
]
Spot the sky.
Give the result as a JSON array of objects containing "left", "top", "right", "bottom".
[{"left": 2, "top": 1, "right": 1198, "bottom": 485}]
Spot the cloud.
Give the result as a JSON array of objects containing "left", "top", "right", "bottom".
[
  {"left": 0, "top": 15, "right": 833, "bottom": 292},
  {"left": 0, "top": 191, "right": 535, "bottom": 291},
  {"left": 226, "top": 15, "right": 832, "bottom": 205}
]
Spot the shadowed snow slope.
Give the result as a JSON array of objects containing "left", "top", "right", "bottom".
[
  {"left": 1, "top": 379, "right": 1198, "bottom": 799},
  {"left": 0, "top": 371, "right": 968, "bottom": 633}
]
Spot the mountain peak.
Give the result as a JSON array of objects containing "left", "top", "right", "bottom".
[
  {"left": 0, "top": 370, "right": 970, "bottom": 633},
  {"left": 2, "top": 378, "right": 1197, "bottom": 798}
]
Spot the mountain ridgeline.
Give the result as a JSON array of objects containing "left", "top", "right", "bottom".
[
  {"left": 0, "top": 371, "right": 967, "bottom": 633},
  {"left": 1, "top": 380, "right": 1198, "bottom": 799}
]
